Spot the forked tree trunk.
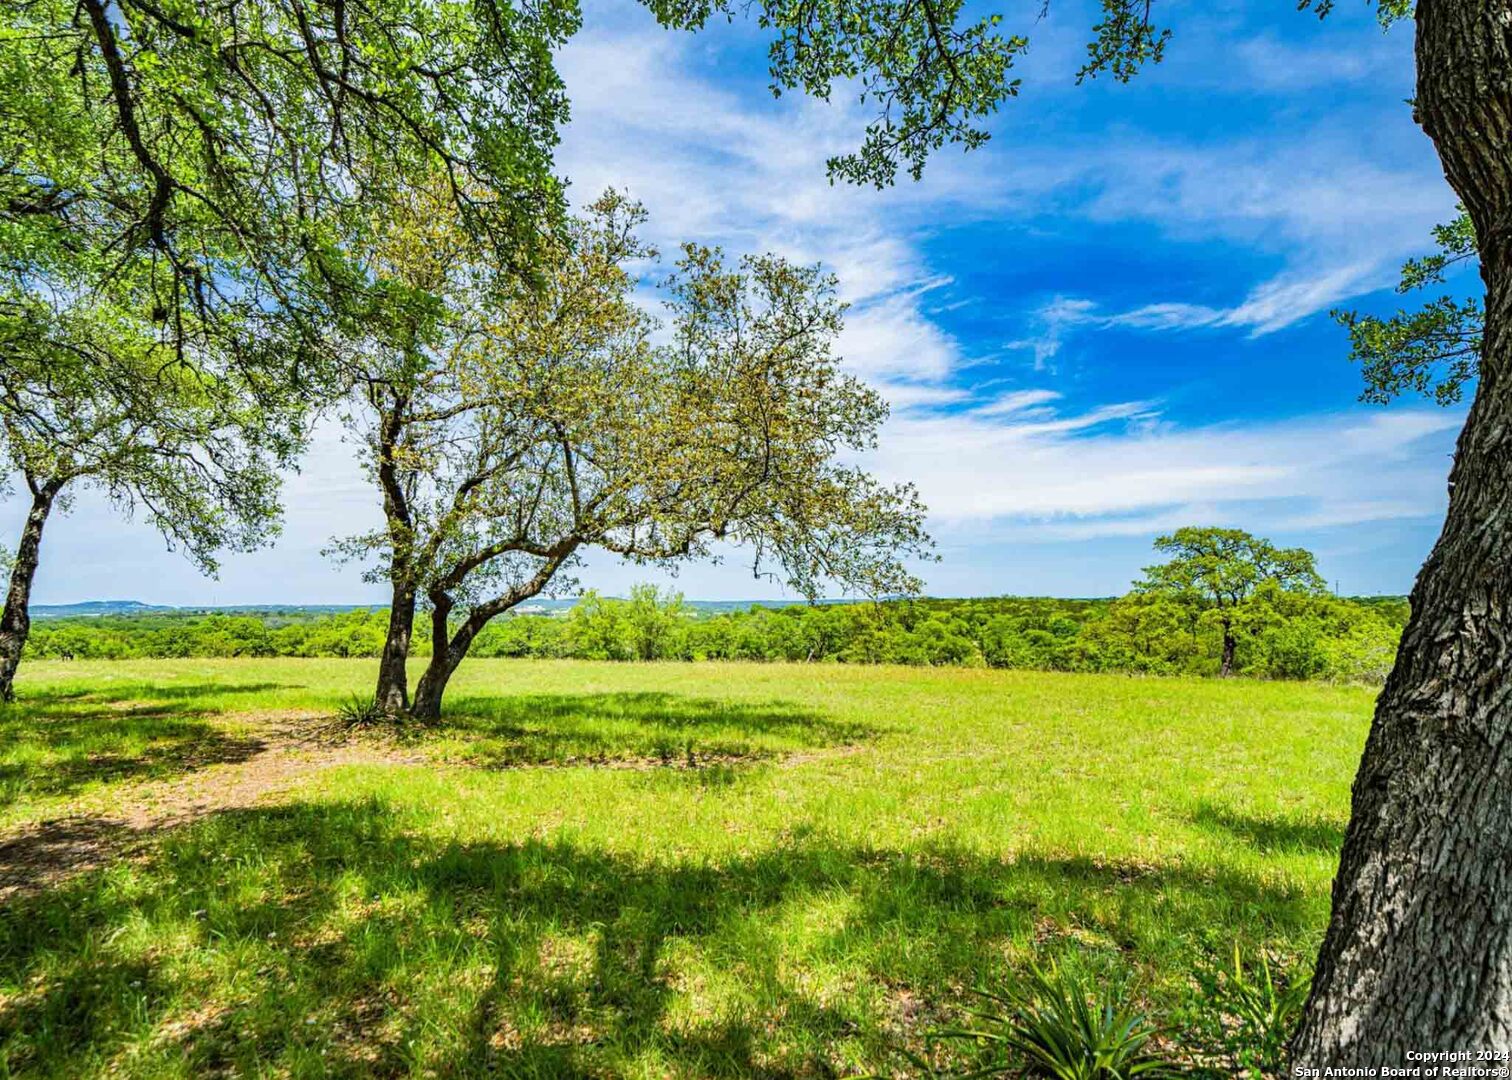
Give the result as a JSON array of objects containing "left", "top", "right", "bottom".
[
  {"left": 409, "top": 653, "right": 457, "bottom": 723},
  {"left": 407, "top": 552, "right": 574, "bottom": 722},
  {"left": 1292, "top": 0, "right": 1512, "bottom": 1058},
  {"left": 373, "top": 580, "right": 416, "bottom": 715},
  {"left": 409, "top": 601, "right": 477, "bottom": 723},
  {"left": 0, "top": 480, "right": 62, "bottom": 702},
  {"left": 1219, "top": 623, "right": 1237, "bottom": 678}
]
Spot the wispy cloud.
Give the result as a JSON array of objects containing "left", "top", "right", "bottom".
[
  {"left": 1017, "top": 256, "right": 1388, "bottom": 349},
  {"left": 866, "top": 394, "right": 1461, "bottom": 535}
]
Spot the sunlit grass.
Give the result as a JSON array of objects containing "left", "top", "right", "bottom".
[{"left": 0, "top": 658, "right": 1371, "bottom": 1077}]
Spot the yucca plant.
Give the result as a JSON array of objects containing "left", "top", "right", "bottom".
[
  {"left": 334, "top": 692, "right": 387, "bottom": 729},
  {"left": 927, "top": 963, "right": 1183, "bottom": 1079}
]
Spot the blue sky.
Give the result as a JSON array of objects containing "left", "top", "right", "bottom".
[{"left": 9, "top": 0, "right": 1472, "bottom": 603}]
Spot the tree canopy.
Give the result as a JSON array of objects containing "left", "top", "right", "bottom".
[
  {"left": 1137, "top": 526, "right": 1326, "bottom": 677},
  {"left": 335, "top": 190, "right": 930, "bottom": 718},
  {"left": 1335, "top": 208, "right": 1483, "bottom": 406}
]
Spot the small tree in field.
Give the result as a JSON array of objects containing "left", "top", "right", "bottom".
[
  {"left": 1136, "top": 527, "right": 1326, "bottom": 678},
  {"left": 334, "top": 189, "right": 930, "bottom": 720}
]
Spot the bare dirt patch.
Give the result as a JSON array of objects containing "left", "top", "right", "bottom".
[
  {"left": 0, "top": 714, "right": 869, "bottom": 898},
  {"left": 0, "top": 714, "right": 423, "bottom": 899}
]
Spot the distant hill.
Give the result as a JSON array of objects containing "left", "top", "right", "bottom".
[
  {"left": 30, "top": 600, "right": 380, "bottom": 619},
  {"left": 29, "top": 597, "right": 834, "bottom": 620},
  {"left": 32, "top": 594, "right": 1410, "bottom": 620},
  {"left": 31, "top": 600, "right": 176, "bottom": 619}
]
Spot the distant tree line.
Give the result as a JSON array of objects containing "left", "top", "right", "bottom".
[{"left": 24, "top": 585, "right": 1408, "bottom": 684}]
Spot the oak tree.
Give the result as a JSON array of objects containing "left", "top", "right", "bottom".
[
  {"left": 1136, "top": 527, "right": 1326, "bottom": 678},
  {"left": 0, "top": 297, "right": 292, "bottom": 699},
  {"left": 335, "top": 191, "right": 930, "bottom": 719}
]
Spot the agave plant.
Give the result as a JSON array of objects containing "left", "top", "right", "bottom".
[{"left": 928, "top": 962, "right": 1183, "bottom": 1079}]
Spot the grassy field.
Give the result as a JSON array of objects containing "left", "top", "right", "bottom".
[{"left": 0, "top": 659, "right": 1372, "bottom": 1078}]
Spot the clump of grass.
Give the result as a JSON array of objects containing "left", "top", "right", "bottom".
[
  {"left": 927, "top": 962, "right": 1183, "bottom": 1078},
  {"left": 1184, "top": 945, "right": 1310, "bottom": 1077}
]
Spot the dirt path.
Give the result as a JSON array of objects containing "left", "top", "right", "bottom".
[
  {"left": 0, "top": 716, "right": 870, "bottom": 901},
  {"left": 0, "top": 717, "right": 421, "bottom": 900}
]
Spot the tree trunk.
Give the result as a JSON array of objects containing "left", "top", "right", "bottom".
[
  {"left": 408, "top": 653, "right": 455, "bottom": 723},
  {"left": 369, "top": 386, "right": 417, "bottom": 718},
  {"left": 1219, "top": 624, "right": 1236, "bottom": 678},
  {"left": 1292, "top": 0, "right": 1512, "bottom": 1059},
  {"left": 373, "top": 579, "right": 416, "bottom": 715},
  {"left": 0, "top": 481, "right": 62, "bottom": 702},
  {"left": 409, "top": 597, "right": 474, "bottom": 723}
]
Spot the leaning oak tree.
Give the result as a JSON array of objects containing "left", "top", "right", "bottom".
[
  {"left": 1136, "top": 527, "right": 1326, "bottom": 677},
  {"left": 333, "top": 191, "right": 930, "bottom": 720}
]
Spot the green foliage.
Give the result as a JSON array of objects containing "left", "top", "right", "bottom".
[
  {"left": 1334, "top": 208, "right": 1482, "bottom": 405},
  {"left": 644, "top": 0, "right": 1025, "bottom": 185},
  {"left": 1184, "top": 947, "right": 1311, "bottom": 1078},
  {"left": 1, "top": 0, "right": 574, "bottom": 353},
  {"left": 930, "top": 964, "right": 1181, "bottom": 1079},
  {"left": 23, "top": 587, "right": 1408, "bottom": 683},
  {"left": 1078, "top": 0, "right": 1171, "bottom": 84},
  {"left": 0, "top": 315, "right": 293, "bottom": 575},
  {"left": 624, "top": 584, "right": 688, "bottom": 661},
  {"left": 1138, "top": 528, "right": 1326, "bottom": 611},
  {"left": 1136, "top": 528, "right": 1327, "bottom": 676}
]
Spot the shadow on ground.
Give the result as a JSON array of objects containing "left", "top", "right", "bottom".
[
  {"left": 1189, "top": 801, "right": 1345, "bottom": 855},
  {"left": 0, "top": 798, "right": 1326, "bottom": 1078},
  {"left": 0, "top": 684, "right": 292, "bottom": 810},
  {"left": 434, "top": 691, "right": 874, "bottom": 767}
]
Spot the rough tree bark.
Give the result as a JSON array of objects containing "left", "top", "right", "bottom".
[
  {"left": 1292, "top": 0, "right": 1512, "bottom": 1059},
  {"left": 369, "top": 391, "right": 417, "bottom": 715},
  {"left": 0, "top": 478, "right": 63, "bottom": 702},
  {"left": 374, "top": 580, "right": 416, "bottom": 714}
]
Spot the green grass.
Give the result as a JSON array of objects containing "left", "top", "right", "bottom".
[{"left": 0, "top": 659, "right": 1372, "bottom": 1078}]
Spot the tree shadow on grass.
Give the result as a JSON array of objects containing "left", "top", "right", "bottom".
[
  {"left": 0, "top": 683, "right": 294, "bottom": 811},
  {"left": 0, "top": 798, "right": 1327, "bottom": 1078},
  {"left": 1189, "top": 800, "right": 1345, "bottom": 855},
  {"left": 435, "top": 691, "right": 875, "bottom": 767}
]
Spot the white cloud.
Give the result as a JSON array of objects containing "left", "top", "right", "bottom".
[
  {"left": 864, "top": 393, "right": 1462, "bottom": 535},
  {"left": 554, "top": 22, "right": 991, "bottom": 407},
  {"left": 973, "top": 389, "right": 1065, "bottom": 417},
  {"left": 1018, "top": 254, "right": 1396, "bottom": 347}
]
